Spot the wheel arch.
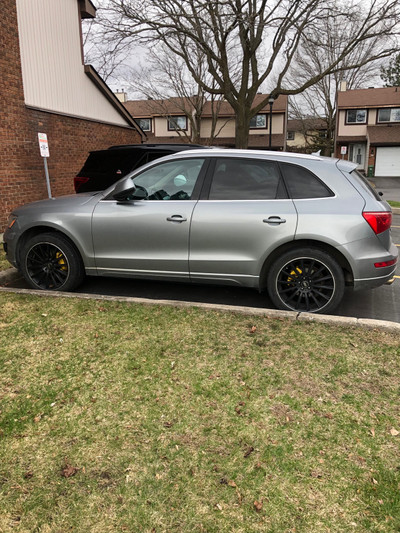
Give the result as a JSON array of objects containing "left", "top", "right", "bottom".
[
  {"left": 15, "top": 226, "right": 84, "bottom": 269},
  {"left": 259, "top": 239, "right": 354, "bottom": 291}
]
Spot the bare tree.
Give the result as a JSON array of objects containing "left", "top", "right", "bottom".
[
  {"left": 288, "top": 15, "right": 385, "bottom": 155},
  {"left": 82, "top": 18, "right": 133, "bottom": 83},
  {"left": 127, "top": 45, "right": 233, "bottom": 144},
  {"left": 381, "top": 53, "right": 400, "bottom": 86},
  {"left": 89, "top": 0, "right": 400, "bottom": 148}
]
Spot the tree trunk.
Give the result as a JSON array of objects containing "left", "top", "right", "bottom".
[{"left": 234, "top": 107, "right": 251, "bottom": 149}]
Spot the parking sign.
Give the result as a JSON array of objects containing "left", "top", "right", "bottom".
[{"left": 38, "top": 133, "right": 50, "bottom": 158}]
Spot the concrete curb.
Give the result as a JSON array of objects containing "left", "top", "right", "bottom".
[
  {"left": 392, "top": 207, "right": 400, "bottom": 215},
  {"left": 1, "top": 267, "right": 399, "bottom": 333}
]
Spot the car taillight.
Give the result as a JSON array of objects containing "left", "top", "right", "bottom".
[
  {"left": 362, "top": 211, "right": 392, "bottom": 235},
  {"left": 74, "top": 176, "right": 89, "bottom": 193},
  {"left": 374, "top": 258, "right": 397, "bottom": 268}
]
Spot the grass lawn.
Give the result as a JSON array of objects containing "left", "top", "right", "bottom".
[
  {"left": 388, "top": 200, "right": 400, "bottom": 208},
  {"left": 0, "top": 293, "right": 399, "bottom": 532},
  {"left": 0, "top": 248, "right": 10, "bottom": 272}
]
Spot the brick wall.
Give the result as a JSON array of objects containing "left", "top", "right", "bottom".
[{"left": 0, "top": 0, "right": 141, "bottom": 231}]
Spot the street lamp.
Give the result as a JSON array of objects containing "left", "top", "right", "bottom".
[{"left": 268, "top": 96, "right": 274, "bottom": 149}]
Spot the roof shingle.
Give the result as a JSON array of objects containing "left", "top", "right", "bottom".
[{"left": 337, "top": 87, "right": 400, "bottom": 109}]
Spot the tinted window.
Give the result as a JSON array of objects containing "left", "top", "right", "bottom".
[
  {"left": 280, "top": 163, "right": 333, "bottom": 199},
  {"left": 209, "top": 158, "right": 286, "bottom": 200},
  {"left": 79, "top": 150, "right": 140, "bottom": 176}
]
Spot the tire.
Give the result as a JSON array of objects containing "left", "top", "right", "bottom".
[
  {"left": 266, "top": 247, "right": 345, "bottom": 314},
  {"left": 20, "top": 233, "right": 85, "bottom": 291}
]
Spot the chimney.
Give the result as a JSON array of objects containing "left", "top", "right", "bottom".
[
  {"left": 339, "top": 80, "right": 347, "bottom": 92},
  {"left": 115, "top": 90, "right": 127, "bottom": 103}
]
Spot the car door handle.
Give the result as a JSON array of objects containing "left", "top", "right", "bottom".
[
  {"left": 167, "top": 215, "right": 187, "bottom": 223},
  {"left": 263, "top": 216, "right": 287, "bottom": 224}
]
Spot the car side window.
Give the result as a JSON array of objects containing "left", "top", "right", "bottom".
[
  {"left": 132, "top": 158, "right": 206, "bottom": 200},
  {"left": 208, "top": 158, "right": 286, "bottom": 200},
  {"left": 280, "top": 162, "right": 334, "bottom": 199}
]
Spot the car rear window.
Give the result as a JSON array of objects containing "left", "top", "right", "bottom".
[
  {"left": 79, "top": 150, "right": 143, "bottom": 177},
  {"left": 280, "top": 162, "right": 334, "bottom": 199},
  {"left": 349, "top": 170, "right": 382, "bottom": 201}
]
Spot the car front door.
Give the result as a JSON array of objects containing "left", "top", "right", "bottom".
[
  {"left": 91, "top": 157, "right": 207, "bottom": 280},
  {"left": 189, "top": 157, "right": 298, "bottom": 287}
]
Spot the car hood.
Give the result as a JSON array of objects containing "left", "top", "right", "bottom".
[{"left": 12, "top": 192, "right": 103, "bottom": 216}]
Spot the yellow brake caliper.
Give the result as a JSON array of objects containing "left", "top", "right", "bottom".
[
  {"left": 287, "top": 266, "right": 302, "bottom": 283},
  {"left": 56, "top": 251, "right": 68, "bottom": 271}
]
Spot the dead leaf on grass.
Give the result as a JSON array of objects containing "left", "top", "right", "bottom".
[
  {"left": 228, "top": 480, "right": 237, "bottom": 488},
  {"left": 311, "top": 470, "right": 323, "bottom": 478},
  {"left": 254, "top": 500, "right": 263, "bottom": 512},
  {"left": 244, "top": 446, "right": 254, "bottom": 458},
  {"left": 61, "top": 462, "right": 79, "bottom": 478},
  {"left": 249, "top": 326, "right": 257, "bottom": 334},
  {"left": 390, "top": 427, "right": 399, "bottom": 436},
  {"left": 370, "top": 428, "right": 375, "bottom": 437}
]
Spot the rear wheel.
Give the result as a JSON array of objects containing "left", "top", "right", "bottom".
[
  {"left": 20, "top": 233, "right": 85, "bottom": 291},
  {"left": 267, "top": 248, "right": 345, "bottom": 314}
]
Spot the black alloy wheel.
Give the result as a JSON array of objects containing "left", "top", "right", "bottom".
[
  {"left": 21, "top": 233, "right": 85, "bottom": 291},
  {"left": 267, "top": 248, "right": 345, "bottom": 314}
]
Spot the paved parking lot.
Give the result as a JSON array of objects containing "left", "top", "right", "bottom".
[{"left": 5, "top": 214, "right": 399, "bottom": 323}]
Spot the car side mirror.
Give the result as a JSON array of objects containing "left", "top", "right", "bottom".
[{"left": 111, "top": 177, "right": 147, "bottom": 202}]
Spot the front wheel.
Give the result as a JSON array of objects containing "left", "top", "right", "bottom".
[
  {"left": 267, "top": 248, "right": 345, "bottom": 314},
  {"left": 20, "top": 233, "right": 85, "bottom": 291}
]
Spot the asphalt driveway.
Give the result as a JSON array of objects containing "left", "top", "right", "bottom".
[
  {"left": 4, "top": 213, "right": 399, "bottom": 323},
  {"left": 369, "top": 176, "right": 400, "bottom": 201}
]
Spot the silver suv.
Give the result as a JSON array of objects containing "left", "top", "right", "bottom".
[{"left": 3, "top": 149, "right": 398, "bottom": 314}]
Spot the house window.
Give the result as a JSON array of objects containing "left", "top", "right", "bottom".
[
  {"left": 287, "top": 131, "right": 295, "bottom": 141},
  {"left": 318, "top": 130, "right": 327, "bottom": 138},
  {"left": 250, "top": 114, "right": 267, "bottom": 129},
  {"left": 377, "top": 108, "right": 400, "bottom": 123},
  {"left": 346, "top": 109, "right": 367, "bottom": 124},
  {"left": 167, "top": 116, "right": 188, "bottom": 131},
  {"left": 138, "top": 118, "right": 152, "bottom": 132}
]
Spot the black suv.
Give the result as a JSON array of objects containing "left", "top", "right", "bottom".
[{"left": 74, "top": 143, "right": 205, "bottom": 193}]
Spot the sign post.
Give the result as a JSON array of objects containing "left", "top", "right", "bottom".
[
  {"left": 38, "top": 133, "right": 52, "bottom": 198},
  {"left": 340, "top": 145, "right": 347, "bottom": 160}
]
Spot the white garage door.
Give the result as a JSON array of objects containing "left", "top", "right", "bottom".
[{"left": 375, "top": 147, "right": 400, "bottom": 177}]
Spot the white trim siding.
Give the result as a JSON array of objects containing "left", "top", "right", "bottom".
[{"left": 16, "top": 0, "right": 130, "bottom": 127}]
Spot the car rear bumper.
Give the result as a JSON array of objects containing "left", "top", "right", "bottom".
[
  {"left": 341, "top": 238, "right": 398, "bottom": 290},
  {"left": 353, "top": 265, "right": 398, "bottom": 290}
]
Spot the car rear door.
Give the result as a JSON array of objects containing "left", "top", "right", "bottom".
[{"left": 189, "top": 157, "right": 298, "bottom": 287}]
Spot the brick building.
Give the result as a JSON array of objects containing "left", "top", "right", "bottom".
[{"left": 0, "top": 0, "right": 144, "bottom": 231}]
